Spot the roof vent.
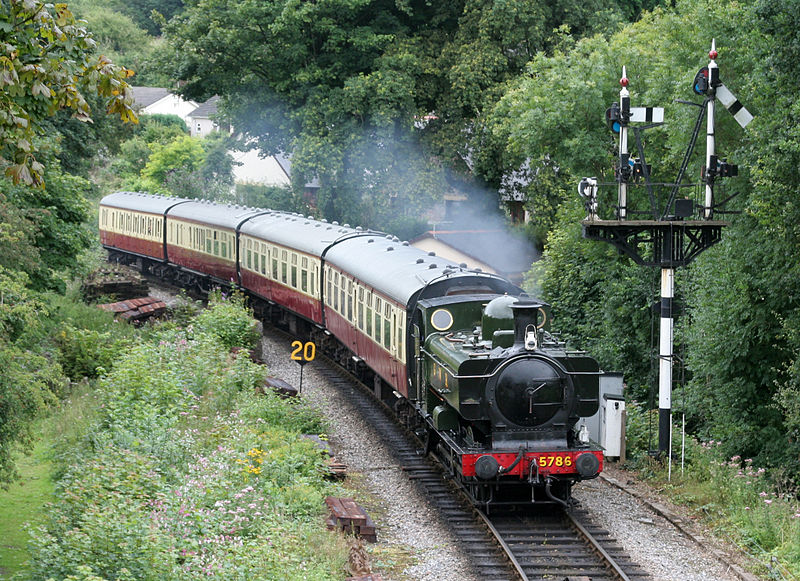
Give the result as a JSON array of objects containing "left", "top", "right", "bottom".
[
  {"left": 416, "top": 258, "right": 424, "bottom": 264},
  {"left": 428, "top": 251, "right": 436, "bottom": 256},
  {"left": 321, "top": 219, "right": 328, "bottom": 223},
  {"left": 315, "top": 224, "right": 321, "bottom": 228},
  {"left": 474, "top": 268, "right": 482, "bottom": 272},
  {"left": 460, "top": 263, "right": 468, "bottom": 268},
  {"left": 402, "top": 241, "right": 409, "bottom": 246},
  {"left": 429, "top": 263, "right": 438, "bottom": 269},
  {"left": 387, "top": 247, "right": 394, "bottom": 252},
  {"left": 344, "top": 223, "right": 350, "bottom": 228},
  {"left": 332, "top": 221, "right": 339, "bottom": 226},
  {"left": 367, "top": 239, "right": 374, "bottom": 243},
  {"left": 356, "top": 226, "right": 363, "bottom": 232}
]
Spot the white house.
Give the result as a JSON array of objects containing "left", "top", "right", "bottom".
[
  {"left": 129, "top": 87, "right": 198, "bottom": 126},
  {"left": 130, "top": 87, "right": 319, "bottom": 194},
  {"left": 187, "top": 96, "right": 221, "bottom": 137}
]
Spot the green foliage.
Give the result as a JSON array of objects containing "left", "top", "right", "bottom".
[
  {"left": 1, "top": 168, "right": 95, "bottom": 291},
  {"left": 236, "top": 183, "right": 308, "bottom": 214},
  {"left": 0, "top": 344, "right": 64, "bottom": 485},
  {"left": 141, "top": 134, "right": 205, "bottom": 188},
  {"left": 54, "top": 324, "right": 129, "bottom": 381},
  {"left": 0, "top": 0, "right": 137, "bottom": 186},
  {"left": 164, "top": 0, "right": 651, "bottom": 226},
  {"left": 27, "top": 297, "right": 349, "bottom": 580},
  {"left": 637, "top": 443, "right": 800, "bottom": 578},
  {"left": 0, "top": 266, "right": 42, "bottom": 343},
  {"left": 68, "top": 2, "right": 170, "bottom": 86},
  {"left": 193, "top": 290, "right": 260, "bottom": 352}
]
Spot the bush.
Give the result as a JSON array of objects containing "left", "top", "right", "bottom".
[
  {"left": 55, "top": 324, "right": 129, "bottom": 380},
  {"left": 193, "top": 289, "right": 260, "bottom": 351}
]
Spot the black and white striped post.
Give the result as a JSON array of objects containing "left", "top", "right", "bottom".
[
  {"left": 618, "top": 68, "right": 630, "bottom": 220},
  {"left": 703, "top": 39, "right": 753, "bottom": 219},
  {"left": 658, "top": 267, "right": 675, "bottom": 456},
  {"left": 704, "top": 40, "right": 719, "bottom": 219}
]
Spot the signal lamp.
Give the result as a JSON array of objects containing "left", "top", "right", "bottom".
[
  {"left": 693, "top": 67, "right": 709, "bottom": 95},
  {"left": 605, "top": 102, "right": 621, "bottom": 133}
]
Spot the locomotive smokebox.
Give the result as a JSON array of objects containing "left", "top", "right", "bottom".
[{"left": 510, "top": 299, "right": 547, "bottom": 350}]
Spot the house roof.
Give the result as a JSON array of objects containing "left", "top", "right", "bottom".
[
  {"left": 130, "top": 86, "right": 171, "bottom": 109},
  {"left": 274, "top": 152, "right": 321, "bottom": 189},
  {"left": 189, "top": 96, "right": 220, "bottom": 119},
  {"left": 410, "top": 229, "right": 537, "bottom": 275}
]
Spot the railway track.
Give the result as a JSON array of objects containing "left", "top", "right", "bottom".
[
  {"left": 142, "top": 280, "right": 653, "bottom": 580},
  {"left": 310, "top": 346, "right": 650, "bottom": 581}
]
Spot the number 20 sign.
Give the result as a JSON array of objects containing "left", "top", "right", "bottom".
[{"left": 290, "top": 341, "right": 316, "bottom": 365}]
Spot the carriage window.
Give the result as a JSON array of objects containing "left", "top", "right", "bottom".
[
  {"left": 366, "top": 306, "right": 373, "bottom": 335},
  {"left": 384, "top": 318, "right": 392, "bottom": 349},
  {"left": 214, "top": 231, "right": 220, "bottom": 256},
  {"left": 291, "top": 265, "right": 297, "bottom": 287},
  {"left": 272, "top": 257, "right": 279, "bottom": 279},
  {"left": 261, "top": 254, "right": 266, "bottom": 275},
  {"left": 397, "top": 317, "right": 405, "bottom": 361},
  {"left": 333, "top": 276, "right": 339, "bottom": 310},
  {"left": 358, "top": 303, "right": 364, "bottom": 329},
  {"left": 247, "top": 249, "right": 252, "bottom": 269},
  {"left": 375, "top": 312, "right": 381, "bottom": 343},
  {"left": 300, "top": 257, "right": 308, "bottom": 292}
]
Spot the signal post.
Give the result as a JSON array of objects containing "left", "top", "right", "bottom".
[{"left": 580, "top": 42, "right": 752, "bottom": 457}]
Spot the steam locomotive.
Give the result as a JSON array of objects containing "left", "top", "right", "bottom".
[{"left": 99, "top": 191, "right": 604, "bottom": 507}]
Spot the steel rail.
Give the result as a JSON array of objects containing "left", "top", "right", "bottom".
[
  {"left": 567, "top": 510, "right": 633, "bottom": 581},
  {"left": 474, "top": 508, "right": 529, "bottom": 581}
]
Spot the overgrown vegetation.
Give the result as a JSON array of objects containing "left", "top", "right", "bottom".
[{"left": 24, "top": 293, "right": 349, "bottom": 580}]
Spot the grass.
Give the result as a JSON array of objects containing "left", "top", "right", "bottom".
[
  {"left": 0, "top": 437, "right": 55, "bottom": 579},
  {"left": 625, "top": 448, "right": 800, "bottom": 579}
]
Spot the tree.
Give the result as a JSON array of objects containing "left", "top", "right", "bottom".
[
  {"left": 0, "top": 0, "right": 137, "bottom": 186},
  {"left": 164, "top": 0, "right": 647, "bottom": 231}
]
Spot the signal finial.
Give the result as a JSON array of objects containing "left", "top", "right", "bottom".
[
  {"left": 709, "top": 39, "right": 718, "bottom": 60},
  {"left": 620, "top": 66, "right": 629, "bottom": 87}
]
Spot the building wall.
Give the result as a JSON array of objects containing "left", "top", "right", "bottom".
[
  {"left": 142, "top": 95, "right": 198, "bottom": 124},
  {"left": 410, "top": 238, "right": 497, "bottom": 275},
  {"left": 190, "top": 117, "right": 217, "bottom": 137},
  {"left": 230, "top": 149, "right": 291, "bottom": 186}
]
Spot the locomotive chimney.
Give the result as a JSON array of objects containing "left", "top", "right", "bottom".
[{"left": 510, "top": 299, "right": 544, "bottom": 351}]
